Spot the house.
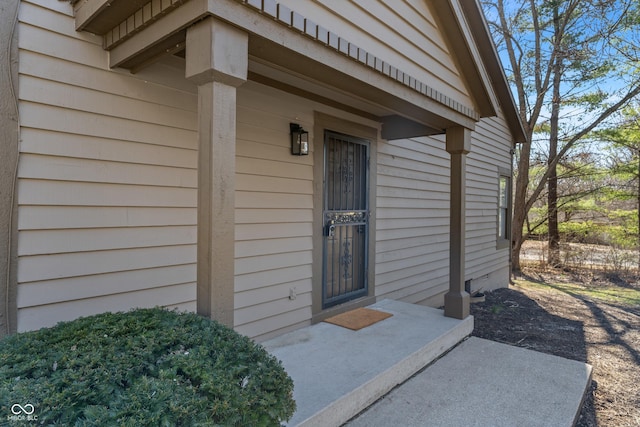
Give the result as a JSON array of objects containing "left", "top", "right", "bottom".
[{"left": 0, "top": 0, "right": 526, "bottom": 340}]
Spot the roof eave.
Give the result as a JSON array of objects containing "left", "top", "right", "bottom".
[{"left": 458, "top": 0, "right": 528, "bottom": 145}]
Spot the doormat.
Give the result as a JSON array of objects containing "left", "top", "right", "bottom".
[{"left": 323, "top": 307, "right": 393, "bottom": 331}]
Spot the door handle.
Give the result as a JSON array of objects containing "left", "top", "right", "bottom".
[{"left": 325, "top": 220, "right": 336, "bottom": 237}]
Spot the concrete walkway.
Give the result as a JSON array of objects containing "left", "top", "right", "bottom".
[
  {"left": 263, "top": 299, "right": 592, "bottom": 427},
  {"left": 346, "top": 337, "right": 592, "bottom": 427}
]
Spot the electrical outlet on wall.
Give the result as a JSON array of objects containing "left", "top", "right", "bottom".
[{"left": 289, "top": 287, "right": 297, "bottom": 300}]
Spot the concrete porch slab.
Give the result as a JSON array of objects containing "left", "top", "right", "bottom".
[
  {"left": 262, "top": 299, "right": 474, "bottom": 427},
  {"left": 346, "top": 337, "right": 593, "bottom": 427}
]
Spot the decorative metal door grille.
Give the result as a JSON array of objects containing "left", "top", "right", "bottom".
[{"left": 323, "top": 131, "right": 369, "bottom": 308}]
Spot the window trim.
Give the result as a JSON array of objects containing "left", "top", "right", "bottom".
[{"left": 497, "top": 167, "right": 512, "bottom": 250}]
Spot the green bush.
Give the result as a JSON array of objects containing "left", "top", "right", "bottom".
[
  {"left": 606, "top": 210, "right": 639, "bottom": 249},
  {"left": 558, "top": 220, "right": 604, "bottom": 244},
  {"left": 0, "top": 308, "right": 296, "bottom": 426}
]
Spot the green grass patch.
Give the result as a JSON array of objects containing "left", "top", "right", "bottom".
[{"left": 514, "top": 278, "right": 640, "bottom": 307}]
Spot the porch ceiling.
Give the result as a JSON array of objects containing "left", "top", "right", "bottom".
[{"left": 72, "top": 0, "right": 481, "bottom": 137}]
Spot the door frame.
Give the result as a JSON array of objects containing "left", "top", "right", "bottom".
[{"left": 311, "top": 112, "right": 379, "bottom": 323}]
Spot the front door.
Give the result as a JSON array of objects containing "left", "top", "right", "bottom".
[{"left": 322, "top": 131, "right": 369, "bottom": 308}]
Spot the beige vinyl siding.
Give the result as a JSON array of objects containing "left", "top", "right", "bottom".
[
  {"left": 233, "top": 81, "right": 382, "bottom": 341},
  {"left": 16, "top": 0, "right": 371, "bottom": 338},
  {"left": 17, "top": 283, "right": 195, "bottom": 332},
  {"left": 16, "top": 0, "right": 198, "bottom": 331},
  {"left": 376, "top": 112, "right": 513, "bottom": 305},
  {"left": 465, "top": 114, "right": 513, "bottom": 288},
  {"left": 16, "top": 0, "right": 514, "bottom": 338},
  {"left": 276, "top": 0, "right": 471, "bottom": 106},
  {"left": 375, "top": 135, "right": 451, "bottom": 304},
  {"left": 234, "top": 81, "right": 316, "bottom": 341}
]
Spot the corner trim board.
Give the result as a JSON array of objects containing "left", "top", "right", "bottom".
[{"left": 0, "top": 0, "right": 20, "bottom": 336}]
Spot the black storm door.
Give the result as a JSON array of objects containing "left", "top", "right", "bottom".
[{"left": 322, "top": 131, "right": 369, "bottom": 308}]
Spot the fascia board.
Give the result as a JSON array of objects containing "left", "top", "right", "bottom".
[
  {"left": 431, "top": 0, "right": 497, "bottom": 118},
  {"left": 458, "top": 0, "right": 528, "bottom": 145}
]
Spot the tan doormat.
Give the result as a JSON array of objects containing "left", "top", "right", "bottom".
[{"left": 323, "top": 307, "right": 393, "bottom": 331}]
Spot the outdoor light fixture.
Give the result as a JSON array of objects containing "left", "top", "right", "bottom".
[{"left": 290, "top": 123, "right": 309, "bottom": 155}]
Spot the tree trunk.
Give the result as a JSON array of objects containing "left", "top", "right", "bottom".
[
  {"left": 484, "top": 0, "right": 640, "bottom": 276},
  {"left": 512, "top": 141, "right": 532, "bottom": 273},
  {"left": 547, "top": 5, "right": 562, "bottom": 268}
]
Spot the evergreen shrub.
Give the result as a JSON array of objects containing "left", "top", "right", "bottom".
[{"left": 0, "top": 308, "right": 296, "bottom": 426}]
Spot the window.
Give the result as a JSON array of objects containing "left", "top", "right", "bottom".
[{"left": 497, "top": 170, "right": 511, "bottom": 248}]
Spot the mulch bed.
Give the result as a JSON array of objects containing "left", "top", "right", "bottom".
[{"left": 471, "top": 267, "right": 640, "bottom": 427}]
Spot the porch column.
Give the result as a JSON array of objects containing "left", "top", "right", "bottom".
[
  {"left": 185, "top": 18, "right": 248, "bottom": 327},
  {"left": 444, "top": 126, "right": 471, "bottom": 319}
]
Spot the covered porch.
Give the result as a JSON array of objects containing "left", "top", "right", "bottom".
[
  {"left": 70, "top": 0, "right": 484, "bottom": 329},
  {"left": 263, "top": 299, "right": 592, "bottom": 427},
  {"left": 263, "top": 299, "right": 472, "bottom": 426}
]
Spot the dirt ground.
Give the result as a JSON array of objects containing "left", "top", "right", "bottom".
[{"left": 471, "top": 266, "right": 640, "bottom": 427}]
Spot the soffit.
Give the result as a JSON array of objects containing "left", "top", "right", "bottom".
[{"left": 247, "top": 59, "right": 388, "bottom": 120}]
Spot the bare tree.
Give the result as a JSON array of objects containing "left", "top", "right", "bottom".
[{"left": 482, "top": 0, "right": 640, "bottom": 271}]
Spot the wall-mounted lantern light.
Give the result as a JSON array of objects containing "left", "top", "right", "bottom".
[{"left": 290, "top": 123, "right": 309, "bottom": 156}]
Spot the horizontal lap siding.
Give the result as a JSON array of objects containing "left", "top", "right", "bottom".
[
  {"left": 375, "top": 135, "right": 451, "bottom": 304},
  {"left": 466, "top": 115, "right": 513, "bottom": 287},
  {"left": 16, "top": 1, "right": 198, "bottom": 331},
  {"left": 234, "top": 82, "right": 315, "bottom": 341},
  {"left": 377, "top": 114, "right": 513, "bottom": 303},
  {"left": 16, "top": 1, "right": 513, "bottom": 337},
  {"left": 276, "top": 0, "right": 471, "bottom": 105}
]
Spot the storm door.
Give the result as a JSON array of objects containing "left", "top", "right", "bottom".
[{"left": 322, "top": 131, "right": 369, "bottom": 308}]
